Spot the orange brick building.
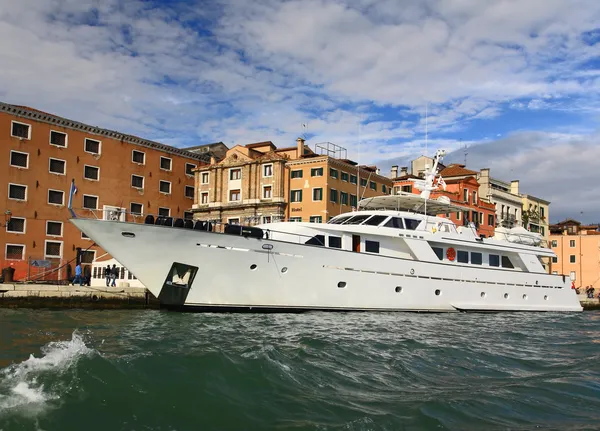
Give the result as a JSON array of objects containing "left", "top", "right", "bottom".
[
  {"left": 0, "top": 102, "right": 211, "bottom": 282},
  {"left": 393, "top": 163, "right": 496, "bottom": 237}
]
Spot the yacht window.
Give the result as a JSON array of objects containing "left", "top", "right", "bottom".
[
  {"left": 489, "top": 254, "right": 500, "bottom": 267},
  {"left": 363, "top": 215, "right": 387, "bottom": 226},
  {"left": 471, "top": 252, "right": 483, "bottom": 265},
  {"left": 457, "top": 250, "right": 469, "bottom": 263},
  {"left": 343, "top": 215, "right": 372, "bottom": 225},
  {"left": 404, "top": 219, "right": 421, "bottom": 230},
  {"left": 383, "top": 217, "right": 404, "bottom": 229},
  {"left": 328, "top": 236, "right": 342, "bottom": 248},
  {"left": 328, "top": 216, "right": 352, "bottom": 225},
  {"left": 365, "top": 240, "right": 379, "bottom": 253},
  {"left": 431, "top": 246, "right": 444, "bottom": 260},
  {"left": 501, "top": 256, "right": 514, "bottom": 269},
  {"left": 305, "top": 235, "right": 325, "bottom": 246}
]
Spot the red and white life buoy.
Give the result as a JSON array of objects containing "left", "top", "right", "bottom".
[{"left": 446, "top": 247, "right": 456, "bottom": 261}]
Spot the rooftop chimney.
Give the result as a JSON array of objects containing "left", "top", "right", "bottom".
[
  {"left": 391, "top": 165, "right": 398, "bottom": 178},
  {"left": 400, "top": 166, "right": 408, "bottom": 176},
  {"left": 296, "top": 137, "right": 305, "bottom": 159},
  {"left": 511, "top": 180, "right": 519, "bottom": 195}
]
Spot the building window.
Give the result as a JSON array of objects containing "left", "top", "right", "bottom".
[
  {"left": 365, "top": 240, "right": 380, "bottom": 253},
  {"left": 291, "top": 190, "right": 302, "bottom": 202},
  {"left": 84, "top": 138, "right": 101, "bottom": 155},
  {"left": 570, "top": 271, "right": 576, "bottom": 281},
  {"left": 263, "top": 186, "right": 272, "bottom": 199},
  {"left": 8, "top": 184, "right": 27, "bottom": 201},
  {"left": 159, "top": 181, "right": 171, "bottom": 194},
  {"left": 50, "top": 131, "right": 67, "bottom": 147},
  {"left": 160, "top": 157, "right": 172, "bottom": 171},
  {"left": 46, "top": 221, "right": 63, "bottom": 237},
  {"left": 350, "top": 194, "right": 357, "bottom": 207},
  {"left": 83, "top": 195, "right": 98, "bottom": 210},
  {"left": 132, "top": 150, "right": 145, "bottom": 164},
  {"left": 369, "top": 181, "right": 376, "bottom": 190},
  {"left": 382, "top": 185, "right": 387, "bottom": 194},
  {"left": 552, "top": 256, "right": 558, "bottom": 263},
  {"left": 186, "top": 163, "right": 196, "bottom": 176},
  {"left": 6, "top": 244, "right": 25, "bottom": 260},
  {"left": 230, "top": 169, "right": 241, "bottom": 180},
  {"left": 6, "top": 217, "right": 25, "bottom": 234},
  {"left": 228, "top": 218, "right": 240, "bottom": 225},
  {"left": 311, "top": 167, "right": 323, "bottom": 177},
  {"left": 551, "top": 240, "right": 557, "bottom": 247},
  {"left": 11, "top": 121, "right": 31, "bottom": 139},
  {"left": 350, "top": 174, "right": 357, "bottom": 184},
  {"left": 289, "top": 217, "right": 302, "bottom": 222},
  {"left": 341, "top": 172, "right": 349, "bottom": 182},
  {"left": 263, "top": 164, "right": 273, "bottom": 177},
  {"left": 185, "top": 186, "right": 194, "bottom": 199},
  {"left": 48, "top": 189, "right": 64, "bottom": 205},
  {"left": 131, "top": 175, "right": 144, "bottom": 189},
  {"left": 456, "top": 212, "right": 461, "bottom": 220},
  {"left": 9, "top": 151, "right": 28, "bottom": 168},
  {"left": 330, "top": 189, "right": 338, "bottom": 203},
  {"left": 401, "top": 185, "right": 412, "bottom": 193},
  {"left": 340, "top": 192, "right": 348, "bottom": 205},
  {"left": 201, "top": 172, "right": 209, "bottom": 184},
  {"left": 472, "top": 191, "right": 477, "bottom": 203},
  {"left": 313, "top": 188, "right": 323, "bottom": 201},
  {"left": 183, "top": 211, "right": 193, "bottom": 220},
  {"left": 262, "top": 216, "right": 272, "bottom": 224},
  {"left": 570, "top": 255, "right": 576, "bottom": 263},
  {"left": 84, "top": 165, "right": 100, "bottom": 181},
  {"left": 569, "top": 240, "right": 576, "bottom": 247},
  {"left": 80, "top": 251, "right": 96, "bottom": 264},
  {"left": 130, "top": 202, "right": 143, "bottom": 215},
  {"left": 330, "top": 168, "right": 338, "bottom": 179},
  {"left": 541, "top": 207, "right": 545, "bottom": 218},
  {"left": 488, "top": 214, "right": 495, "bottom": 226},
  {"left": 291, "top": 170, "right": 303, "bottom": 179},
  {"left": 49, "top": 158, "right": 66, "bottom": 175},
  {"left": 309, "top": 216, "right": 322, "bottom": 223},
  {"left": 201, "top": 192, "right": 209, "bottom": 204},
  {"left": 463, "top": 189, "right": 469, "bottom": 203},
  {"left": 360, "top": 179, "right": 367, "bottom": 187},
  {"left": 158, "top": 207, "right": 170, "bottom": 217},
  {"left": 44, "top": 241, "right": 62, "bottom": 259},
  {"left": 229, "top": 189, "right": 241, "bottom": 201}
]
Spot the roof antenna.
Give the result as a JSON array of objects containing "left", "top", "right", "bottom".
[
  {"left": 425, "top": 102, "right": 428, "bottom": 158},
  {"left": 463, "top": 140, "right": 468, "bottom": 166}
]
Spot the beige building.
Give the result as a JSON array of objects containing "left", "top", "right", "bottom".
[
  {"left": 520, "top": 194, "right": 550, "bottom": 239},
  {"left": 191, "top": 138, "right": 392, "bottom": 225},
  {"left": 478, "top": 169, "right": 523, "bottom": 228},
  {"left": 550, "top": 220, "right": 600, "bottom": 290}
]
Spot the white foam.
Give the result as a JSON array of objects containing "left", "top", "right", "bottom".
[{"left": 0, "top": 331, "right": 94, "bottom": 416}]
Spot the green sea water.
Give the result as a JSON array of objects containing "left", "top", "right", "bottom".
[{"left": 0, "top": 309, "right": 599, "bottom": 431}]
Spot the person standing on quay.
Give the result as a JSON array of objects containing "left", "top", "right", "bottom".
[
  {"left": 72, "top": 263, "right": 83, "bottom": 286},
  {"left": 105, "top": 264, "right": 111, "bottom": 287},
  {"left": 111, "top": 264, "right": 118, "bottom": 287}
]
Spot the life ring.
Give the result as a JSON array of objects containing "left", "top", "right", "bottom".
[{"left": 446, "top": 247, "right": 456, "bottom": 261}]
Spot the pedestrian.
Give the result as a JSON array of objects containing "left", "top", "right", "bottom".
[
  {"left": 105, "top": 264, "right": 111, "bottom": 287},
  {"left": 110, "top": 264, "right": 118, "bottom": 287},
  {"left": 72, "top": 263, "right": 83, "bottom": 286}
]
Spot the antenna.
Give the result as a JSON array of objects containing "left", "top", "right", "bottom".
[
  {"left": 463, "top": 140, "right": 468, "bottom": 166},
  {"left": 425, "top": 103, "right": 428, "bottom": 157}
]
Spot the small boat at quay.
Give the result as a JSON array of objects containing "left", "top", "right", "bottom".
[{"left": 69, "top": 150, "right": 581, "bottom": 312}]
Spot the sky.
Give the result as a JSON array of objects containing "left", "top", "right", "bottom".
[{"left": 0, "top": 0, "right": 599, "bottom": 223}]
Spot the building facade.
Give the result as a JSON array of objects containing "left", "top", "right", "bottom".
[
  {"left": 549, "top": 220, "right": 600, "bottom": 289},
  {"left": 478, "top": 168, "right": 523, "bottom": 229},
  {"left": 192, "top": 138, "right": 393, "bottom": 224},
  {"left": 0, "top": 102, "right": 208, "bottom": 281}
]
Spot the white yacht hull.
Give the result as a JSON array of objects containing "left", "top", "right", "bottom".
[{"left": 70, "top": 219, "right": 582, "bottom": 312}]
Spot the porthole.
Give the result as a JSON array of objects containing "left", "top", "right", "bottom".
[
  {"left": 250, "top": 264, "right": 257, "bottom": 271},
  {"left": 395, "top": 286, "right": 402, "bottom": 293},
  {"left": 338, "top": 281, "right": 346, "bottom": 288},
  {"left": 281, "top": 267, "right": 288, "bottom": 273},
  {"left": 121, "top": 232, "right": 135, "bottom": 238},
  {"left": 523, "top": 294, "right": 528, "bottom": 300},
  {"left": 481, "top": 292, "right": 486, "bottom": 298},
  {"left": 504, "top": 293, "right": 509, "bottom": 299},
  {"left": 435, "top": 289, "right": 441, "bottom": 296},
  {"left": 544, "top": 295, "right": 548, "bottom": 301}
]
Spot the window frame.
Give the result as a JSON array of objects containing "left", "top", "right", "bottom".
[
  {"left": 47, "top": 189, "right": 65, "bottom": 206},
  {"left": 200, "top": 172, "right": 210, "bottom": 185},
  {"left": 132, "top": 149, "right": 146, "bottom": 165},
  {"left": 569, "top": 239, "right": 576, "bottom": 248},
  {"left": 82, "top": 194, "right": 99, "bottom": 210},
  {"left": 262, "top": 185, "right": 272, "bottom": 199},
  {"left": 48, "top": 157, "right": 66, "bottom": 175},
  {"left": 229, "top": 168, "right": 242, "bottom": 180},
  {"left": 84, "top": 138, "right": 101, "bottom": 155},
  {"left": 46, "top": 220, "right": 64, "bottom": 237},
  {"left": 11, "top": 120, "right": 31, "bottom": 140},
  {"left": 570, "top": 255, "right": 576, "bottom": 263},
  {"left": 185, "top": 163, "right": 196, "bottom": 176},
  {"left": 229, "top": 189, "right": 241, "bottom": 202},
  {"left": 6, "top": 216, "right": 26, "bottom": 234},
  {"left": 8, "top": 183, "right": 27, "bottom": 201},
  {"left": 159, "top": 180, "right": 172, "bottom": 195},
  {"left": 83, "top": 164, "right": 100, "bottom": 181},
  {"left": 290, "top": 189, "right": 302, "bottom": 203},
  {"left": 130, "top": 202, "right": 143, "bottom": 215},
  {"left": 9, "top": 150, "right": 29, "bottom": 169},
  {"left": 312, "top": 187, "right": 323, "bottom": 201},
  {"left": 5, "top": 243, "right": 25, "bottom": 261},
  {"left": 49, "top": 130, "right": 68, "bottom": 148},
  {"left": 263, "top": 164, "right": 273, "bottom": 178},
  {"left": 131, "top": 174, "right": 144, "bottom": 190},
  {"left": 200, "top": 192, "right": 209, "bottom": 204},
  {"left": 160, "top": 156, "right": 172, "bottom": 171},
  {"left": 44, "top": 240, "right": 63, "bottom": 259},
  {"left": 291, "top": 169, "right": 303, "bottom": 179},
  {"left": 311, "top": 167, "right": 323, "bottom": 177},
  {"left": 185, "top": 185, "right": 194, "bottom": 199},
  {"left": 158, "top": 207, "right": 171, "bottom": 217}
]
